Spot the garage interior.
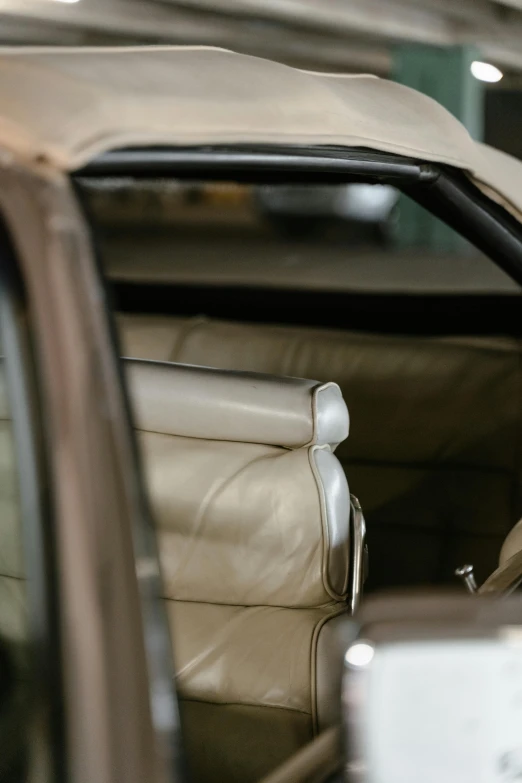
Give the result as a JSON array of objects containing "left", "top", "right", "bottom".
[{"left": 5, "top": 2, "right": 522, "bottom": 588}]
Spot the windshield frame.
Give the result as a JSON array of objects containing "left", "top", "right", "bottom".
[{"left": 75, "top": 145, "right": 522, "bottom": 287}]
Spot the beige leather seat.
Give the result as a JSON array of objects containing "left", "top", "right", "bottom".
[
  {"left": 119, "top": 314, "right": 522, "bottom": 588},
  {"left": 127, "top": 358, "right": 355, "bottom": 783},
  {"left": 499, "top": 518, "right": 522, "bottom": 567},
  {"left": 477, "top": 516, "right": 522, "bottom": 595}
]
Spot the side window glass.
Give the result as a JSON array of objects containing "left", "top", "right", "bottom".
[
  {"left": 0, "top": 361, "right": 30, "bottom": 779},
  {"left": 0, "top": 227, "right": 60, "bottom": 783}
]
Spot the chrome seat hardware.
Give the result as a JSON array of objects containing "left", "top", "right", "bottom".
[
  {"left": 455, "top": 564, "right": 478, "bottom": 594},
  {"left": 349, "top": 495, "right": 368, "bottom": 614}
]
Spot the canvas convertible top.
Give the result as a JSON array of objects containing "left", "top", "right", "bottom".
[{"left": 0, "top": 45, "right": 520, "bottom": 217}]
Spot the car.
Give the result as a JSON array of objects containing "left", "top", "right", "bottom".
[
  {"left": 254, "top": 183, "right": 399, "bottom": 242},
  {"left": 0, "top": 45, "right": 522, "bottom": 783}
]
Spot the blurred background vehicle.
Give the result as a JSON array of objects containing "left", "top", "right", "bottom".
[{"left": 254, "top": 184, "right": 400, "bottom": 242}]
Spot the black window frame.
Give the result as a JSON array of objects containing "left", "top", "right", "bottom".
[{"left": 76, "top": 145, "right": 522, "bottom": 287}]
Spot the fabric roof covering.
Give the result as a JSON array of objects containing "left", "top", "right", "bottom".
[{"left": 0, "top": 45, "right": 520, "bottom": 216}]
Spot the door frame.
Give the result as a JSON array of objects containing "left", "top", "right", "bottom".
[{"left": 0, "top": 157, "right": 184, "bottom": 783}]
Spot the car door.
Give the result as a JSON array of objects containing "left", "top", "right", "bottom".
[{"left": 0, "top": 159, "right": 184, "bottom": 783}]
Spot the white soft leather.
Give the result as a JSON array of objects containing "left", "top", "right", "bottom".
[
  {"left": 127, "top": 359, "right": 351, "bottom": 605},
  {"left": 127, "top": 358, "right": 348, "bottom": 450},
  {"left": 119, "top": 314, "right": 522, "bottom": 588},
  {"left": 120, "top": 316, "right": 519, "bottom": 471},
  {"left": 127, "top": 358, "right": 352, "bottom": 783},
  {"left": 170, "top": 601, "right": 340, "bottom": 714}
]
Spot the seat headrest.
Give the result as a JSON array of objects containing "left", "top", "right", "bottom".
[
  {"left": 127, "top": 358, "right": 351, "bottom": 606},
  {"left": 126, "top": 358, "right": 349, "bottom": 450}
]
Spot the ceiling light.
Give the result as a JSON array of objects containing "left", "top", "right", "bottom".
[
  {"left": 47, "top": 0, "right": 81, "bottom": 3},
  {"left": 471, "top": 61, "right": 503, "bottom": 83}
]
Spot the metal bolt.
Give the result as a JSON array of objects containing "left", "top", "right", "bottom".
[{"left": 455, "top": 564, "right": 478, "bottom": 594}]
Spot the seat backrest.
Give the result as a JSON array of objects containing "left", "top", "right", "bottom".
[
  {"left": 119, "top": 314, "right": 522, "bottom": 588},
  {"left": 126, "top": 358, "right": 353, "bottom": 783}
]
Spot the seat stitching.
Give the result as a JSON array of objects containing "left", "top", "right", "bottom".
[
  {"left": 179, "top": 696, "right": 311, "bottom": 715},
  {"left": 310, "top": 607, "right": 347, "bottom": 735}
]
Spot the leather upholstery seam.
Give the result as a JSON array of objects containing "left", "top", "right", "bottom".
[
  {"left": 135, "top": 426, "right": 284, "bottom": 452},
  {"left": 178, "top": 696, "right": 311, "bottom": 716},
  {"left": 308, "top": 445, "right": 345, "bottom": 603},
  {"left": 165, "top": 596, "right": 341, "bottom": 611},
  {"left": 303, "top": 382, "right": 342, "bottom": 449},
  {"left": 310, "top": 608, "right": 347, "bottom": 735}
]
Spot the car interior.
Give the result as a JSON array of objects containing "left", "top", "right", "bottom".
[
  {"left": 75, "top": 175, "right": 522, "bottom": 781},
  {"left": 0, "top": 38, "right": 521, "bottom": 783},
  {"left": 127, "top": 357, "right": 352, "bottom": 783}
]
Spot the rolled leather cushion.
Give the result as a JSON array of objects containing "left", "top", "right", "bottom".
[
  {"left": 126, "top": 358, "right": 353, "bottom": 783},
  {"left": 120, "top": 314, "right": 522, "bottom": 587}
]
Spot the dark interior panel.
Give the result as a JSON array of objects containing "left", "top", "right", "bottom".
[{"left": 112, "top": 281, "right": 522, "bottom": 337}]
